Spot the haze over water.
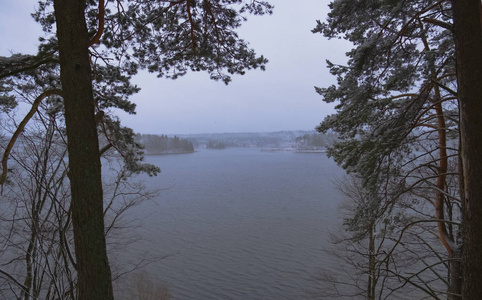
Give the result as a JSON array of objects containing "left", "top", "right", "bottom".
[{"left": 113, "top": 148, "right": 346, "bottom": 299}]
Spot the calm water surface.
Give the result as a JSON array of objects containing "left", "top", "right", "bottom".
[{"left": 113, "top": 148, "right": 346, "bottom": 299}]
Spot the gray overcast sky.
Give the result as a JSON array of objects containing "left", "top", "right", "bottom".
[{"left": 1, "top": 1, "right": 350, "bottom": 134}]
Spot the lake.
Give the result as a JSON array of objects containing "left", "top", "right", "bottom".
[{"left": 111, "top": 148, "right": 347, "bottom": 299}]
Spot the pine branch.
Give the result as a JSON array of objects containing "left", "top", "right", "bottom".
[{"left": 0, "top": 56, "right": 59, "bottom": 79}]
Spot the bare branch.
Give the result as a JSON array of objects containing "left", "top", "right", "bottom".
[
  {"left": 422, "top": 17, "right": 453, "bottom": 31},
  {"left": 1, "top": 89, "right": 63, "bottom": 186}
]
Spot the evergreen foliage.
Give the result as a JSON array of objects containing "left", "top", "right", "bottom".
[
  {"left": 294, "top": 132, "right": 332, "bottom": 150},
  {"left": 315, "top": 0, "right": 457, "bottom": 190}
]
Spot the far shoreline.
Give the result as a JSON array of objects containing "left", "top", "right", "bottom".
[{"left": 144, "top": 151, "right": 196, "bottom": 156}]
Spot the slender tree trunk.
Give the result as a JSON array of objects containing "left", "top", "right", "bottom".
[
  {"left": 53, "top": 0, "right": 114, "bottom": 299},
  {"left": 433, "top": 89, "right": 462, "bottom": 299},
  {"left": 367, "top": 223, "right": 376, "bottom": 300},
  {"left": 451, "top": 0, "right": 482, "bottom": 298}
]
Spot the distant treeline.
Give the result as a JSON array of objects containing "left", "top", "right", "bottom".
[
  {"left": 179, "top": 131, "right": 337, "bottom": 150},
  {"left": 137, "top": 134, "right": 194, "bottom": 154},
  {"left": 135, "top": 131, "right": 337, "bottom": 152}
]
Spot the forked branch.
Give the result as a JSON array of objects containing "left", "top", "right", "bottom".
[{"left": 0, "top": 89, "right": 62, "bottom": 185}]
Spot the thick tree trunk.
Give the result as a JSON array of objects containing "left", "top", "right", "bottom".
[
  {"left": 451, "top": 0, "right": 482, "bottom": 298},
  {"left": 53, "top": 0, "right": 114, "bottom": 299},
  {"left": 448, "top": 255, "right": 463, "bottom": 300}
]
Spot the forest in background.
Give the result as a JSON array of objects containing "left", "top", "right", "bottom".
[
  {"left": 136, "top": 130, "right": 337, "bottom": 152},
  {"left": 179, "top": 130, "right": 337, "bottom": 151}
]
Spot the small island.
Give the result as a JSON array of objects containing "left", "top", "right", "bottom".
[
  {"left": 137, "top": 134, "right": 194, "bottom": 154},
  {"left": 206, "top": 140, "right": 226, "bottom": 149}
]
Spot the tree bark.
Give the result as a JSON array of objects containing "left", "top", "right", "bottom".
[
  {"left": 53, "top": 0, "right": 114, "bottom": 299},
  {"left": 451, "top": 0, "right": 482, "bottom": 298},
  {"left": 448, "top": 254, "right": 463, "bottom": 300}
]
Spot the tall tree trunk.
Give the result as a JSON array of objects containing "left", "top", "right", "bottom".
[
  {"left": 433, "top": 89, "right": 462, "bottom": 299},
  {"left": 53, "top": 0, "right": 114, "bottom": 299},
  {"left": 451, "top": 0, "right": 482, "bottom": 298}
]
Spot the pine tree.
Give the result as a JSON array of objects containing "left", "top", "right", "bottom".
[
  {"left": 315, "top": 0, "right": 463, "bottom": 297},
  {"left": 1, "top": 0, "right": 273, "bottom": 298}
]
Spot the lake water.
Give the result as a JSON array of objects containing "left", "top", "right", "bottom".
[{"left": 112, "top": 148, "right": 347, "bottom": 299}]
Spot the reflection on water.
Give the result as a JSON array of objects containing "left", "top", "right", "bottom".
[{"left": 112, "top": 149, "right": 346, "bottom": 299}]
